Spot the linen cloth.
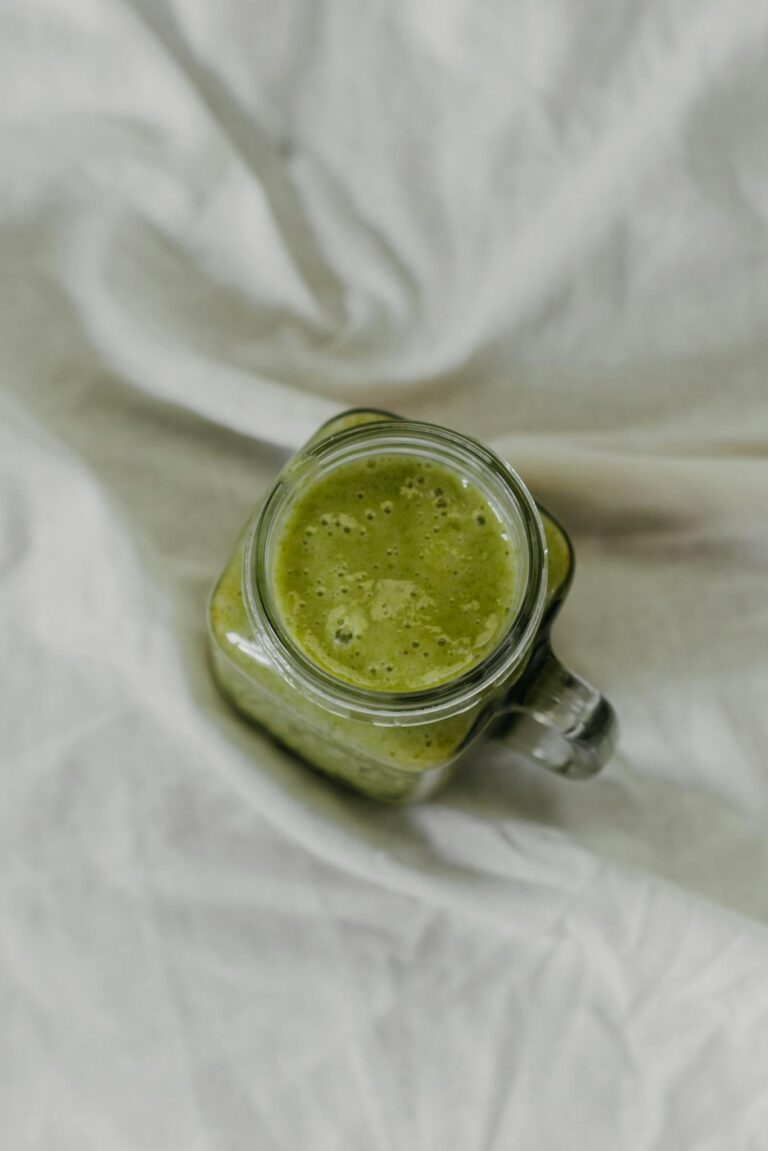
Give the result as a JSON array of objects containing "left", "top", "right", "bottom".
[{"left": 2, "top": 2, "right": 768, "bottom": 1148}]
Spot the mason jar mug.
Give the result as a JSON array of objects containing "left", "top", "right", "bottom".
[{"left": 207, "top": 410, "right": 617, "bottom": 802}]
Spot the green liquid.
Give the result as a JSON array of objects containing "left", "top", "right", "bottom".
[{"left": 273, "top": 454, "right": 518, "bottom": 692}]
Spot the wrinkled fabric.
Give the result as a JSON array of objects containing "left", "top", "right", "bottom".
[{"left": 2, "top": 2, "right": 768, "bottom": 1148}]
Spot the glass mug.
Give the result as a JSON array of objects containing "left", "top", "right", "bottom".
[{"left": 207, "top": 410, "right": 617, "bottom": 802}]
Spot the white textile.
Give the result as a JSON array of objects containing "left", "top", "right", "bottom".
[{"left": 2, "top": 2, "right": 768, "bottom": 1148}]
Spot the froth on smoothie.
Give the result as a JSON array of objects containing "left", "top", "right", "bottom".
[{"left": 272, "top": 453, "right": 519, "bottom": 692}]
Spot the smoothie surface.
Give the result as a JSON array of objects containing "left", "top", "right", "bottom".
[{"left": 272, "top": 454, "right": 519, "bottom": 691}]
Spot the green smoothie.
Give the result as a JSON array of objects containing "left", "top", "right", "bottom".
[
  {"left": 207, "top": 411, "right": 575, "bottom": 801},
  {"left": 273, "top": 455, "right": 518, "bottom": 692}
]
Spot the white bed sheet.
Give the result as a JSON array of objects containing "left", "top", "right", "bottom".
[{"left": 2, "top": 2, "right": 768, "bottom": 1148}]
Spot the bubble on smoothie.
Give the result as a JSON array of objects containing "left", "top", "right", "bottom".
[{"left": 328, "top": 606, "right": 367, "bottom": 644}]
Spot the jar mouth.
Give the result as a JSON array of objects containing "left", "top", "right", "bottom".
[{"left": 244, "top": 420, "right": 548, "bottom": 721}]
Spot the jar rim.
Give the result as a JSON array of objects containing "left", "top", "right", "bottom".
[{"left": 243, "top": 419, "right": 548, "bottom": 722}]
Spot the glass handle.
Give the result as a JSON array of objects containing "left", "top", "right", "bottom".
[{"left": 497, "top": 644, "right": 618, "bottom": 779}]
